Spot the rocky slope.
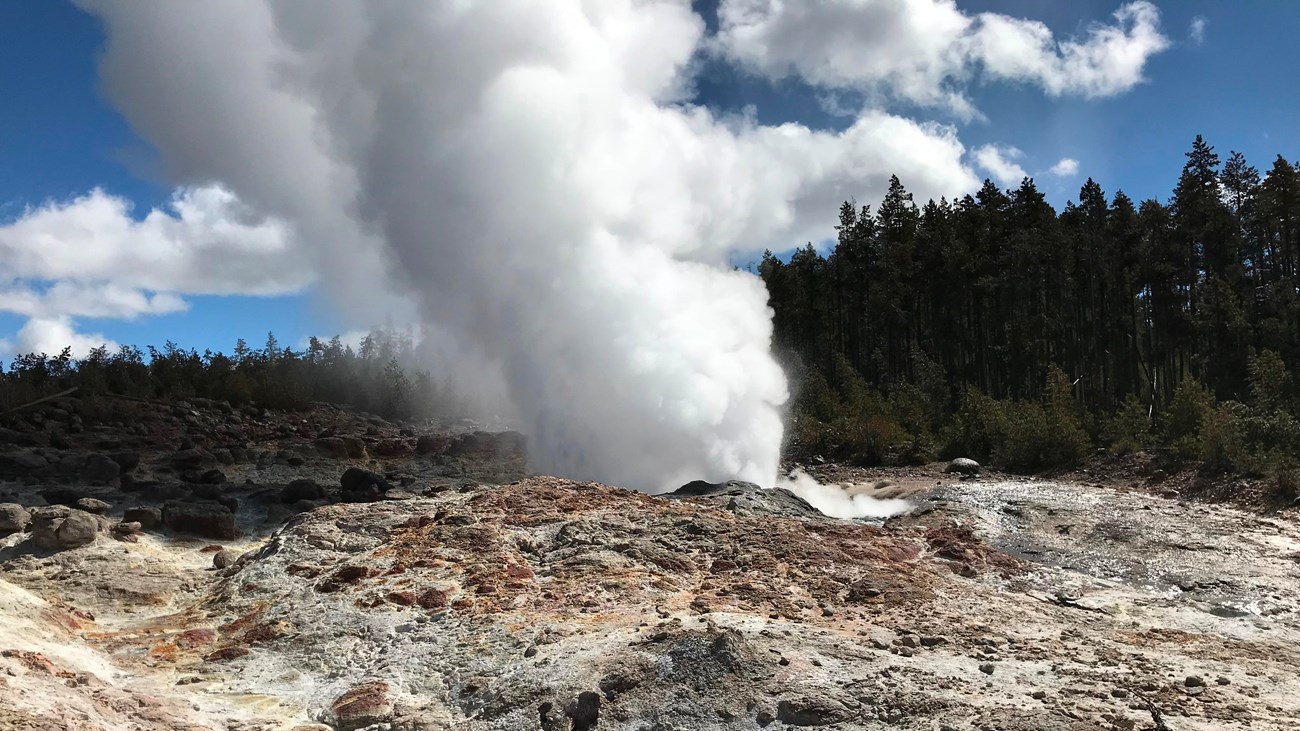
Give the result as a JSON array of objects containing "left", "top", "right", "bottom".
[{"left": 1, "top": 395, "right": 1299, "bottom": 729}]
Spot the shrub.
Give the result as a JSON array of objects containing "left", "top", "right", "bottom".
[
  {"left": 1164, "top": 376, "right": 1214, "bottom": 461},
  {"left": 940, "top": 368, "right": 1089, "bottom": 472},
  {"left": 1273, "top": 460, "right": 1300, "bottom": 504},
  {"left": 1106, "top": 395, "right": 1153, "bottom": 454},
  {"left": 1199, "top": 400, "right": 1251, "bottom": 473}
]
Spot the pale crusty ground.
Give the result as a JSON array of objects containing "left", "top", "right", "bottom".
[{"left": 2, "top": 468, "right": 1299, "bottom": 730}]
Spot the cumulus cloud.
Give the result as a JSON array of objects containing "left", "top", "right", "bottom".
[
  {"left": 715, "top": 0, "right": 1170, "bottom": 117},
  {"left": 0, "top": 185, "right": 303, "bottom": 358},
  {"left": 6, "top": 317, "right": 118, "bottom": 360},
  {"left": 0, "top": 186, "right": 302, "bottom": 296},
  {"left": 1189, "top": 16, "right": 1207, "bottom": 45},
  {"left": 1049, "top": 158, "right": 1080, "bottom": 177},
  {"left": 973, "top": 144, "right": 1028, "bottom": 187}
]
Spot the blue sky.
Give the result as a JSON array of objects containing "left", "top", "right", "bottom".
[{"left": 0, "top": 1, "right": 1297, "bottom": 360}]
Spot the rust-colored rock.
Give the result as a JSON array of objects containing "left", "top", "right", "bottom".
[{"left": 330, "top": 680, "right": 394, "bottom": 731}]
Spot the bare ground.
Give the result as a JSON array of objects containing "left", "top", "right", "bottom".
[{"left": 0, "top": 402, "right": 1298, "bottom": 729}]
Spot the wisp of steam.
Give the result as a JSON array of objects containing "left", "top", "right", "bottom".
[{"left": 80, "top": 1, "right": 926, "bottom": 517}]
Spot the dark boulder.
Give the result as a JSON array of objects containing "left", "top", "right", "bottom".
[
  {"left": 341, "top": 437, "right": 367, "bottom": 459},
  {"left": 373, "top": 439, "right": 414, "bottom": 457},
  {"left": 283, "top": 479, "right": 325, "bottom": 503},
  {"left": 181, "top": 468, "right": 227, "bottom": 485},
  {"left": 315, "top": 437, "right": 349, "bottom": 459},
  {"left": 415, "top": 434, "right": 449, "bottom": 456},
  {"left": 123, "top": 506, "right": 163, "bottom": 530},
  {"left": 0, "top": 451, "right": 49, "bottom": 475},
  {"left": 79, "top": 453, "right": 121, "bottom": 485},
  {"left": 171, "top": 448, "right": 216, "bottom": 471},
  {"left": 340, "top": 468, "right": 392, "bottom": 503},
  {"left": 39, "top": 486, "right": 85, "bottom": 508},
  {"left": 445, "top": 431, "right": 526, "bottom": 458},
  {"left": 111, "top": 451, "right": 142, "bottom": 473},
  {"left": 163, "top": 501, "right": 236, "bottom": 540}
]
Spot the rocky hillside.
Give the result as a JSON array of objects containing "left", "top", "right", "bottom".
[{"left": 1, "top": 395, "right": 1299, "bottom": 730}]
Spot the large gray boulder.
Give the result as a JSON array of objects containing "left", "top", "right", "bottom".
[
  {"left": 30, "top": 506, "right": 100, "bottom": 550},
  {"left": 943, "top": 458, "right": 982, "bottom": 476},
  {"left": 0, "top": 503, "right": 31, "bottom": 535}
]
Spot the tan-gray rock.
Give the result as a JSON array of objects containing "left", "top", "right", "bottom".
[
  {"left": 0, "top": 503, "right": 30, "bottom": 535},
  {"left": 30, "top": 506, "right": 100, "bottom": 550}
]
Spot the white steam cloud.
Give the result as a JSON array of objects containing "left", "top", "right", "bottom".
[
  {"left": 73, "top": 0, "right": 968, "bottom": 493},
  {"left": 778, "top": 469, "right": 911, "bottom": 519},
  {"left": 68, "top": 1, "right": 1168, "bottom": 499}
]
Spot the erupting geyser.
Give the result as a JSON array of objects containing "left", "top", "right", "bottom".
[{"left": 79, "top": 1, "right": 960, "bottom": 506}]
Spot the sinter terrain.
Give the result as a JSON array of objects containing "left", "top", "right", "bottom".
[{"left": 1, "top": 395, "right": 1298, "bottom": 730}]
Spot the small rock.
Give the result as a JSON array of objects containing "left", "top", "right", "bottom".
[
  {"left": 1216, "top": 677, "right": 1231, "bottom": 686},
  {"left": 330, "top": 681, "right": 395, "bottom": 731},
  {"left": 213, "top": 549, "right": 236, "bottom": 569},
  {"left": 75, "top": 497, "right": 112, "bottom": 514},
  {"left": 979, "top": 663, "right": 995, "bottom": 675},
  {"left": 1184, "top": 676, "right": 1204, "bottom": 688},
  {"left": 776, "top": 697, "right": 845, "bottom": 726}
]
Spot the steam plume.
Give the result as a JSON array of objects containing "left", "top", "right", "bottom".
[{"left": 78, "top": 1, "right": 976, "bottom": 493}]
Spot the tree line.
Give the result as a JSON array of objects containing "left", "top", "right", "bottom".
[
  {"left": 0, "top": 328, "right": 458, "bottom": 422},
  {"left": 759, "top": 136, "right": 1300, "bottom": 481}
]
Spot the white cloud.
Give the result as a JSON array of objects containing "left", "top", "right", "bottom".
[
  {"left": 0, "top": 185, "right": 306, "bottom": 359},
  {"left": 0, "top": 186, "right": 303, "bottom": 296},
  {"left": 1189, "top": 16, "right": 1207, "bottom": 45},
  {"left": 7, "top": 317, "right": 117, "bottom": 360},
  {"left": 1049, "top": 158, "right": 1080, "bottom": 177},
  {"left": 715, "top": 0, "right": 1171, "bottom": 116},
  {"left": 973, "top": 144, "right": 1028, "bottom": 187}
]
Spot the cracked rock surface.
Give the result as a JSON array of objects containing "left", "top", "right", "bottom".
[{"left": 0, "top": 398, "right": 1298, "bottom": 729}]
